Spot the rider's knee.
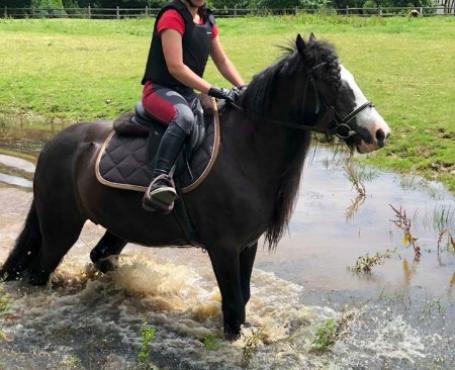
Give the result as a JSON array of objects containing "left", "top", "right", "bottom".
[{"left": 174, "top": 104, "right": 194, "bottom": 134}]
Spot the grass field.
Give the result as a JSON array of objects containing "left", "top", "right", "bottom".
[{"left": 0, "top": 16, "right": 454, "bottom": 191}]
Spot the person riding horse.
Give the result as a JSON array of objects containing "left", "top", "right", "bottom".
[{"left": 141, "top": 0, "right": 244, "bottom": 213}]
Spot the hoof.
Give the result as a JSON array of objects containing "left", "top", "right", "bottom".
[
  {"left": 224, "top": 330, "right": 241, "bottom": 341},
  {"left": 93, "top": 257, "right": 118, "bottom": 274},
  {"left": 224, "top": 323, "right": 241, "bottom": 341},
  {"left": 0, "top": 268, "right": 22, "bottom": 282},
  {"left": 27, "top": 270, "right": 50, "bottom": 286}
]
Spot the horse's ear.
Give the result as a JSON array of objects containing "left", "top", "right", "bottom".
[
  {"left": 296, "top": 34, "right": 306, "bottom": 55},
  {"left": 309, "top": 32, "right": 317, "bottom": 42}
]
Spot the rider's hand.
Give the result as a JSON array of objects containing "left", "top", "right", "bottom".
[
  {"left": 208, "top": 86, "right": 237, "bottom": 103},
  {"left": 233, "top": 85, "right": 248, "bottom": 93}
]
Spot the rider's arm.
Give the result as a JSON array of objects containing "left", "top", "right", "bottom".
[
  {"left": 161, "top": 29, "right": 211, "bottom": 94},
  {"left": 210, "top": 35, "right": 245, "bottom": 88}
]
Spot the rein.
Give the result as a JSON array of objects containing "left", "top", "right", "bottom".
[{"left": 233, "top": 62, "right": 374, "bottom": 140}]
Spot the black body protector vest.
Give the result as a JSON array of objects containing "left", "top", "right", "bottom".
[{"left": 141, "top": 0, "right": 215, "bottom": 94}]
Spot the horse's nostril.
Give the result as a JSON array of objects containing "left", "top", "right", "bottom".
[{"left": 376, "top": 129, "right": 385, "bottom": 143}]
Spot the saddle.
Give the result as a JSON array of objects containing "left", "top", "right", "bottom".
[{"left": 95, "top": 95, "right": 220, "bottom": 194}]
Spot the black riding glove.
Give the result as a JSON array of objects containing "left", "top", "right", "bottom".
[
  {"left": 208, "top": 86, "right": 237, "bottom": 103},
  {"left": 233, "top": 85, "right": 248, "bottom": 94}
]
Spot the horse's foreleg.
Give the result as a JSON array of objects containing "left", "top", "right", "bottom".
[
  {"left": 239, "top": 241, "right": 258, "bottom": 309},
  {"left": 207, "top": 245, "right": 244, "bottom": 340},
  {"left": 90, "top": 230, "right": 127, "bottom": 273}
]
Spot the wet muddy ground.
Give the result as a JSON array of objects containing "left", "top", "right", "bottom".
[{"left": 0, "top": 128, "right": 454, "bottom": 369}]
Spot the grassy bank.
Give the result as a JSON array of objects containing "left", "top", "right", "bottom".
[{"left": 0, "top": 16, "right": 454, "bottom": 191}]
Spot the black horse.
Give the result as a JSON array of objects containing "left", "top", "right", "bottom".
[{"left": 1, "top": 34, "right": 390, "bottom": 339}]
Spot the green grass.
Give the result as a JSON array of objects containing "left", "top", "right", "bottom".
[{"left": 0, "top": 16, "right": 454, "bottom": 191}]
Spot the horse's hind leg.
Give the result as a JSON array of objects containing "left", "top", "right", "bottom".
[
  {"left": 90, "top": 231, "right": 127, "bottom": 273},
  {"left": 26, "top": 200, "right": 85, "bottom": 286}
]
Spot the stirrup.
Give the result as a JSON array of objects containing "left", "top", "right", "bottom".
[{"left": 142, "top": 174, "right": 177, "bottom": 214}]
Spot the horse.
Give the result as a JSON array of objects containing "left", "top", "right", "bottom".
[{"left": 0, "top": 34, "right": 391, "bottom": 339}]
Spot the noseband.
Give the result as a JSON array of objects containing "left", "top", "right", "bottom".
[
  {"left": 236, "top": 62, "right": 374, "bottom": 140},
  {"left": 315, "top": 100, "right": 374, "bottom": 140}
]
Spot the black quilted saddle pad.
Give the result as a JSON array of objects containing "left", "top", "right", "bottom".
[{"left": 95, "top": 114, "right": 220, "bottom": 194}]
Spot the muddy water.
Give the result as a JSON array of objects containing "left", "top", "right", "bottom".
[{"left": 0, "top": 131, "right": 454, "bottom": 369}]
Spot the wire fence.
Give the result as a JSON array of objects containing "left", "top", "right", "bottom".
[{"left": 1, "top": 5, "right": 454, "bottom": 19}]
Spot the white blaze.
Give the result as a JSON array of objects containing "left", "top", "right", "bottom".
[{"left": 340, "top": 65, "right": 391, "bottom": 153}]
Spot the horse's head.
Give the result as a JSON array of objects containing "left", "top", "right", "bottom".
[{"left": 293, "top": 34, "right": 391, "bottom": 153}]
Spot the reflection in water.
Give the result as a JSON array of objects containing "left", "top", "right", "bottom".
[
  {"left": 0, "top": 139, "right": 454, "bottom": 368},
  {"left": 0, "top": 173, "right": 33, "bottom": 188},
  {"left": 401, "top": 258, "right": 418, "bottom": 286},
  {"left": 0, "top": 154, "right": 35, "bottom": 173},
  {"left": 345, "top": 193, "right": 366, "bottom": 221}
]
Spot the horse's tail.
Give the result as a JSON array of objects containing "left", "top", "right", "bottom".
[{"left": 1, "top": 199, "right": 42, "bottom": 281}]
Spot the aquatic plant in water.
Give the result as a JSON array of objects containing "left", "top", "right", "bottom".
[
  {"left": 241, "top": 328, "right": 267, "bottom": 368},
  {"left": 310, "top": 318, "right": 337, "bottom": 352},
  {"left": 390, "top": 204, "right": 421, "bottom": 261},
  {"left": 350, "top": 249, "right": 396, "bottom": 274},
  {"left": 0, "top": 288, "right": 9, "bottom": 314},
  {"left": 0, "top": 287, "right": 9, "bottom": 342},
  {"left": 344, "top": 160, "right": 367, "bottom": 197},
  {"left": 310, "top": 310, "right": 354, "bottom": 353},
  {"left": 202, "top": 334, "right": 222, "bottom": 351},
  {"left": 344, "top": 160, "right": 377, "bottom": 220},
  {"left": 437, "top": 230, "right": 455, "bottom": 265},
  {"left": 137, "top": 323, "right": 156, "bottom": 367}
]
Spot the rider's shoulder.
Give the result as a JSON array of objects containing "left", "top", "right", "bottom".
[{"left": 201, "top": 6, "right": 216, "bottom": 25}]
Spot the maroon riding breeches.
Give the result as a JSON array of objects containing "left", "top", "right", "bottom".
[{"left": 141, "top": 81, "right": 196, "bottom": 134}]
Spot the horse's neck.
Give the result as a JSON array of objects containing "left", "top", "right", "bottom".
[{"left": 221, "top": 108, "right": 310, "bottom": 195}]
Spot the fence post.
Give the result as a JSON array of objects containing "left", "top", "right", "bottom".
[
  {"left": 346, "top": 6, "right": 349, "bottom": 15},
  {"left": 4, "top": 6, "right": 7, "bottom": 18},
  {"left": 116, "top": 6, "right": 119, "bottom": 19},
  {"left": 234, "top": 4, "right": 237, "bottom": 16},
  {"left": 419, "top": 6, "right": 423, "bottom": 14},
  {"left": 145, "top": 6, "right": 149, "bottom": 17},
  {"left": 88, "top": 4, "right": 91, "bottom": 19}
]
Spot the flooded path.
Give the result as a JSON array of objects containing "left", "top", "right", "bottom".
[{"left": 0, "top": 131, "right": 454, "bottom": 369}]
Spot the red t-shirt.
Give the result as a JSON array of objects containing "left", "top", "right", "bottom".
[{"left": 156, "top": 9, "right": 218, "bottom": 40}]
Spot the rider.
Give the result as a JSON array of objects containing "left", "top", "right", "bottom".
[{"left": 141, "top": 0, "right": 244, "bottom": 213}]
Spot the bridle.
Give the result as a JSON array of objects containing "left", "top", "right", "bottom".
[{"left": 234, "top": 62, "right": 374, "bottom": 140}]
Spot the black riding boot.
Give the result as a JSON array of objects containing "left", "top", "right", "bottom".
[{"left": 142, "top": 122, "right": 188, "bottom": 213}]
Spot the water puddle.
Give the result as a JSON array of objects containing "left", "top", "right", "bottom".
[
  {"left": 0, "top": 154, "right": 35, "bottom": 173},
  {"left": 0, "top": 130, "right": 454, "bottom": 369}
]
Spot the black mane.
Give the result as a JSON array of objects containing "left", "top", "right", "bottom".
[
  {"left": 241, "top": 38, "right": 341, "bottom": 116},
  {"left": 240, "top": 36, "right": 341, "bottom": 250}
]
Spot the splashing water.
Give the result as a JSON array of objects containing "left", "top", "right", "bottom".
[{"left": 0, "top": 246, "right": 435, "bottom": 370}]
